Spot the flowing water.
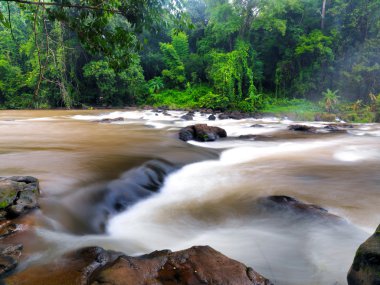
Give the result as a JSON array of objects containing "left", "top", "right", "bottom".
[{"left": 1, "top": 109, "right": 379, "bottom": 285}]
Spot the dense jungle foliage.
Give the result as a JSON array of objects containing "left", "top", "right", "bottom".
[{"left": 0, "top": 0, "right": 380, "bottom": 121}]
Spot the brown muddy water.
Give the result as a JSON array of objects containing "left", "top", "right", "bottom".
[{"left": 0, "top": 109, "right": 379, "bottom": 285}]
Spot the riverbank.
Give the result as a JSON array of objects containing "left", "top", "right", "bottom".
[{"left": 2, "top": 95, "right": 379, "bottom": 123}]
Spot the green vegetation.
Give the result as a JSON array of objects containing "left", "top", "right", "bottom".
[{"left": 0, "top": 0, "right": 380, "bottom": 122}]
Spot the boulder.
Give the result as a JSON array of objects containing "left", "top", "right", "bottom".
[
  {"left": 251, "top": 124, "right": 264, "bottom": 128},
  {"left": 0, "top": 176, "right": 39, "bottom": 219},
  {"left": 181, "top": 113, "right": 194, "bottom": 121},
  {"left": 5, "top": 246, "right": 272, "bottom": 285},
  {"left": 179, "top": 124, "right": 227, "bottom": 142},
  {"left": 218, "top": 113, "right": 230, "bottom": 120},
  {"left": 0, "top": 176, "right": 40, "bottom": 278},
  {"left": 228, "top": 111, "right": 246, "bottom": 120},
  {"left": 208, "top": 114, "right": 216, "bottom": 121},
  {"left": 348, "top": 225, "right": 380, "bottom": 285},
  {"left": 288, "top": 124, "right": 317, "bottom": 133}
]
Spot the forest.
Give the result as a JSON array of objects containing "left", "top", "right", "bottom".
[{"left": 0, "top": 0, "right": 380, "bottom": 121}]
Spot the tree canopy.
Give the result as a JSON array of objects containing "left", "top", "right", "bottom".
[{"left": 0, "top": 0, "right": 380, "bottom": 119}]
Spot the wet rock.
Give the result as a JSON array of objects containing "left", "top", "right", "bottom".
[
  {"left": 218, "top": 113, "right": 230, "bottom": 120},
  {"left": 93, "top": 246, "right": 271, "bottom": 285},
  {"left": 218, "top": 112, "right": 252, "bottom": 120},
  {"left": 229, "top": 111, "right": 246, "bottom": 120},
  {"left": 251, "top": 124, "right": 264, "bottom": 128},
  {"left": 348, "top": 225, "right": 380, "bottom": 285},
  {"left": 288, "top": 124, "right": 317, "bottom": 133},
  {"left": 93, "top": 159, "right": 177, "bottom": 232},
  {"left": 163, "top": 111, "right": 171, "bottom": 116},
  {"left": 95, "top": 117, "right": 124, "bottom": 123},
  {"left": 323, "top": 125, "right": 348, "bottom": 133},
  {"left": 0, "top": 243, "right": 23, "bottom": 278},
  {"left": 0, "top": 220, "right": 19, "bottom": 239},
  {"left": 5, "top": 246, "right": 122, "bottom": 285},
  {"left": 0, "top": 176, "right": 39, "bottom": 219},
  {"left": 208, "top": 114, "right": 216, "bottom": 121},
  {"left": 257, "top": 195, "right": 342, "bottom": 221},
  {"left": 179, "top": 124, "right": 227, "bottom": 142},
  {"left": 181, "top": 113, "right": 194, "bottom": 121},
  {"left": 6, "top": 246, "right": 272, "bottom": 285}
]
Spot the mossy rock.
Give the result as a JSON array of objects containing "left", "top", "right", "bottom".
[
  {"left": 0, "top": 176, "right": 39, "bottom": 219},
  {"left": 348, "top": 225, "right": 380, "bottom": 285}
]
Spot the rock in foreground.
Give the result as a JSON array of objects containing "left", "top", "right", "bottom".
[
  {"left": 179, "top": 124, "right": 227, "bottom": 142},
  {"left": 0, "top": 176, "right": 40, "bottom": 279},
  {"left": 5, "top": 246, "right": 272, "bottom": 285},
  {"left": 0, "top": 176, "right": 39, "bottom": 220},
  {"left": 348, "top": 225, "right": 380, "bottom": 285}
]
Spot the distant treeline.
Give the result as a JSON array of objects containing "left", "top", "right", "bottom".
[{"left": 0, "top": 0, "right": 379, "bottom": 111}]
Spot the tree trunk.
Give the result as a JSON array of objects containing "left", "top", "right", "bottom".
[{"left": 321, "top": 0, "right": 327, "bottom": 30}]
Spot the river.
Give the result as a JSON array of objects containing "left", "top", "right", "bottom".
[{"left": 0, "top": 109, "right": 379, "bottom": 285}]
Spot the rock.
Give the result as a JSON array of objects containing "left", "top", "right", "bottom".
[
  {"left": 0, "top": 220, "right": 19, "bottom": 239},
  {"left": 229, "top": 111, "right": 246, "bottom": 120},
  {"left": 93, "top": 159, "right": 177, "bottom": 232},
  {"left": 208, "top": 114, "right": 216, "bottom": 120},
  {"left": 218, "top": 113, "right": 230, "bottom": 120},
  {"left": 5, "top": 246, "right": 121, "bottom": 285},
  {"left": 0, "top": 176, "right": 40, "bottom": 219},
  {"left": 6, "top": 246, "right": 272, "bottom": 285},
  {"left": 0, "top": 243, "right": 23, "bottom": 278},
  {"left": 347, "top": 225, "right": 380, "bottom": 285},
  {"left": 323, "top": 124, "right": 348, "bottom": 133},
  {"left": 163, "top": 111, "right": 171, "bottom": 116},
  {"left": 257, "top": 195, "right": 342, "bottom": 221},
  {"left": 288, "top": 124, "right": 317, "bottom": 133},
  {"left": 180, "top": 113, "right": 194, "bottom": 121},
  {"left": 179, "top": 124, "right": 227, "bottom": 142},
  {"left": 251, "top": 124, "right": 264, "bottom": 128},
  {"left": 96, "top": 117, "right": 124, "bottom": 123}
]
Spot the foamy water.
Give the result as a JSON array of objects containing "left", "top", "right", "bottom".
[{"left": 1, "top": 109, "right": 379, "bottom": 285}]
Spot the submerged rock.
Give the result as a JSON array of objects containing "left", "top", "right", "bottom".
[
  {"left": 0, "top": 243, "right": 23, "bottom": 277},
  {"left": 257, "top": 195, "right": 342, "bottom": 222},
  {"left": 5, "top": 246, "right": 272, "bottom": 285},
  {"left": 93, "top": 159, "right": 177, "bottom": 232},
  {"left": 0, "top": 176, "right": 40, "bottom": 219},
  {"left": 348, "top": 225, "right": 380, "bottom": 285},
  {"left": 179, "top": 124, "right": 227, "bottom": 142},
  {"left": 95, "top": 117, "right": 124, "bottom": 123}
]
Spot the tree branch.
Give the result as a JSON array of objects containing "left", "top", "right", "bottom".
[{"left": 4, "top": 0, "right": 124, "bottom": 15}]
